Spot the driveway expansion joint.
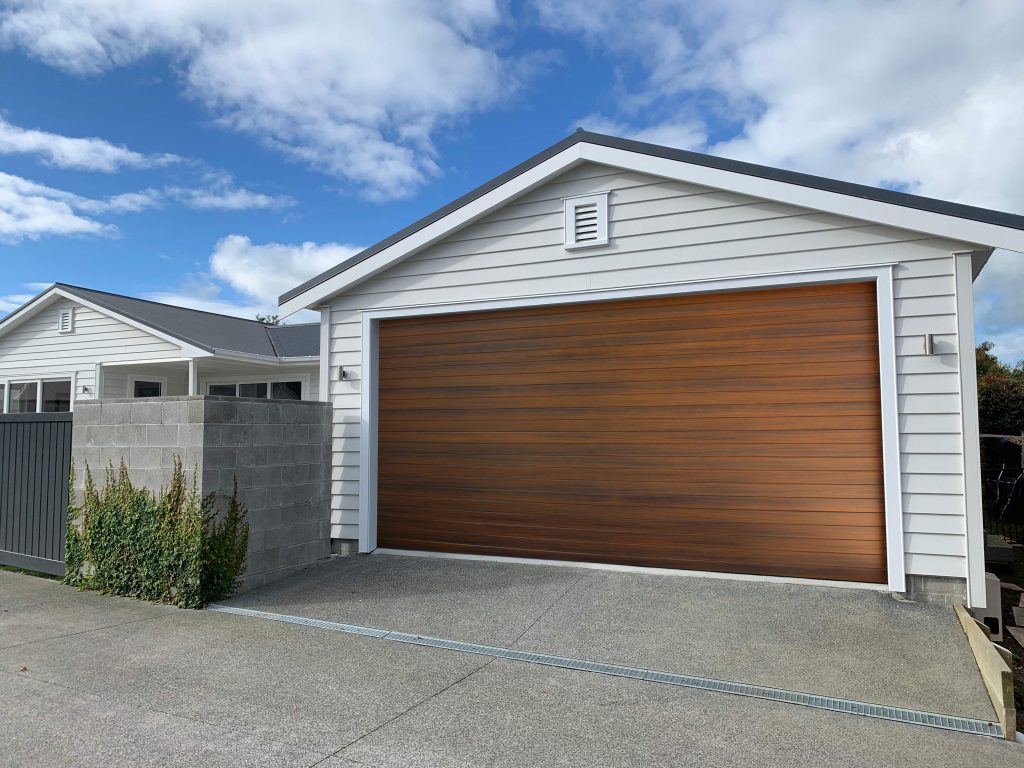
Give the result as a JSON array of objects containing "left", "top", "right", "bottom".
[{"left": 207, "top": 603, "right": 1005, "bottom": 740}]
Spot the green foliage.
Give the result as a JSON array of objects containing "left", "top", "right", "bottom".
[
  {"left": 255, "top": 313, "right": 280, "bottom": 325},
  {"left": 64, "top": 457, "right": 249, "bottom": 608},
  {"left": 976, "top": 341, "right": 1024, "bottom": 436}
]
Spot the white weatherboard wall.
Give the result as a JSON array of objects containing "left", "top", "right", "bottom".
[
  {"left": 322, "top": 162, "right": 976, "bottom": 585},
  {"left": 0, "top": 297, "right": 182, "bottom": 403}
]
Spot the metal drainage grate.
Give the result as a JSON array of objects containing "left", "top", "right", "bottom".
[{"left": 207, "top": 604, "right": 1004, "bottom": 739}]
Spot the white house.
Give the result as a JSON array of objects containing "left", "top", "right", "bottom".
[
  {"left": 0, "top": 284, "right": 320, "bottom": 411},
  {"left": 280, "top": 130, "right": 1024, "bottom": 608}
]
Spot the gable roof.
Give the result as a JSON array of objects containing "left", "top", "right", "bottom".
[
  {"left": 279, "top": 129, "right": 1024, "bottom": 314},
  {"left": 0, "top": 283, "right": 319, "bottom": 358}
]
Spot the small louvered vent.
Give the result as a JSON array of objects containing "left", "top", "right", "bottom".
[
  {"left": 574, "top": 202, "right": 599, "bottom": 242},
  {"left": 57, "top": 307, "right": 75, "bottom": 334},
  {"left": 564, "top": 192, "right": 609, "bottom": 249}
]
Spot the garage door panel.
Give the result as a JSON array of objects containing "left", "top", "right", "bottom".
[
  {"left": 381, "top": 390, "right": 882, "bottom": 411},
  {"left": 388, "top": 333, "right": 882, "bottom": 368},
  {"left": 383, "top": 372, "right": 880, "bottom": 397},
  {"left": 383, "top": 434, "right": 884, "bottom": 456},
  {"left": 380, "top": 302, "right": 877, "bottom": 349},
  {"left": 380, "top": 317, "right": 879, "bottom": 358},
  {"left": 381, "top": 452, "right": 882, "bottom": 472},
  {"left": 380, "top": 462, "right": 882, "bottom": 488},
  {"left": 381, "top": 486, "right": 884, "bottom": 515},
  {"left": 377, "top": 496, "right": 883, "bottom": 527},
  {"left": 377, "top": 282, "right": 887, "bottom": 583},
  {"left": 381, "top": 282, "right": 875, "bottom": 338},
  {"left": 379, "top": 537, "right": 885, "bottom": 583},
  {"left": 379, "top": 510, "right": 886, "bottom": 545}
]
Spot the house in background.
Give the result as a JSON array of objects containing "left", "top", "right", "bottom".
[
  {"left": 0, "top": 284, "right": 321, "bottom": 412},
  {"left": 280, "top": 130, "right": 1024, "bottom": 608}
]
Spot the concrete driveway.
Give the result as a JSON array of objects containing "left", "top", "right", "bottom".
[{"left": 1, "top": 558, "right": 1021, "bottom": 767}]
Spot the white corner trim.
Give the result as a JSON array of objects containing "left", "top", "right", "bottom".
[
  {"left": 875, "top": 266, "right": 905, "bottom": 593},
  {"left": 357, "top": 265, "right": 906, "bottom": 591},
  {"left": 319, "top": 309, "right": 331, "bottom": 405},
  {"left": 955, "top": 251, "right": 987, "bottom": 609}
]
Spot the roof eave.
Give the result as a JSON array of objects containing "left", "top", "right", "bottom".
[{"left": 279, "top": 131, "right": 1024, "bottom": 314}]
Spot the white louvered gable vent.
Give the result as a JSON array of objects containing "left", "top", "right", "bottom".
[
  {"left": 564, "top": 192, "right": 609, "bottom": 249},
  {"left": 57, "top": 307, "right": 75, "bottom": 334}
]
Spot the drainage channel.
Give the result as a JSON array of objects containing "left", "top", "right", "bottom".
[{"left": 207, "top": 603, "right": 1004, "bottom": 740}]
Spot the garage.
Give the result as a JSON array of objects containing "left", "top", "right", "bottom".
[{"left": 375, "top": 280, "right": 887, "bottom": 584}]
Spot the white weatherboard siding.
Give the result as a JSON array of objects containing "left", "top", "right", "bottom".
[
  {"left": 323, "top": 162, "right": 975, "bottom": 583},
  {"left": 0, "top": 297, "right": 182, "bottom": 403}
]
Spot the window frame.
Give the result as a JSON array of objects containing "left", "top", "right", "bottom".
[
  {"left": 202, "top": 373, "right": 309, "bottom": 401},
  {"left": 1, "top": 376, "right": 74, "bottom": 413},
  {"left": 128, "top": 375, "right": 168, "bottom": 399}
]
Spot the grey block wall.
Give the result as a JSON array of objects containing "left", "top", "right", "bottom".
[
  {"left": 71, "top": 396, "right": 332, "bottom": 591},
  {"left": 905, "top": 574, "right": 968, "bottom": 605}
]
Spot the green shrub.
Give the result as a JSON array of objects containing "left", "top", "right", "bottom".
[{"left": 64, "top": 457, "right": 249, "bottom": 608}]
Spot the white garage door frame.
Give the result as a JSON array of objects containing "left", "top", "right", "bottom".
[{"left": 358, "top": 263, "right": 906, "bottom": 592}]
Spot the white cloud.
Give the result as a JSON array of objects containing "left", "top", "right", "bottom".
[
  {"left": 144, "top": 234, "right": 361, "bottom": 322},
  {"left": 0, "top": 290, "right": 35, "bottom": 313},
  {"left": 0, "top": 1, "right": 517, "bottom": 199},
  {"left": 0, "top": 168, "right": 292, "bottom": 242},
  {"left": 535, "top": 0, "right": 1024, "bottom": 361},
  {"left": 0, "top": 115, "right": 180, "bottom": 171},
  {"left": 0, "top": 171, "right": 114, "bottom": 241},
  {"left": 165, "top": 173, "right": 294, "bottom": 211},
  {"left": 209, "top": 234, "right": 361, "bottom": 305}
]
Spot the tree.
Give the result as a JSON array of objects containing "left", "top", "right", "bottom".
[
  {"left": 976, "top": 341, "right": 1024, "bottom": 440},
  {"left": 255, "top": 313, "right": 280, "bottom": 325}
]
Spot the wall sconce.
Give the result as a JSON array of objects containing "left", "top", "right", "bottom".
[
  {"left": 338, "top": 366, "right": 348, "bottom": 380},
  {"left": 78, "top": 385, "right": 92, "bottom": 394},
  {"left": 923, "top": 334, "right": 936, "bottom": 355}
]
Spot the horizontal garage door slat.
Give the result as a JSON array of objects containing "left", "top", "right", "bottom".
[{"left": 377, "top": 282, "right": 887, "bottom": 583}]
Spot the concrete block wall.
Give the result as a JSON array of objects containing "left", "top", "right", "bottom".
[{"left": 72, "top": 395, "right": 332, "bottom": 591}]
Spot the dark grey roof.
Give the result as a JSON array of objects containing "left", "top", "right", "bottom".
[
  {"left": 54, "top": 284, "right": 318, "bottom": 357},
  {"left": 280, "top": 129, "right": 1024, "bottom": 305},
  {"left": 267, "top": 323, "right": 319, "bottom": 357}
]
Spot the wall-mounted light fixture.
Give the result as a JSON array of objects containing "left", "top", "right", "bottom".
[
  {"left": 338, "top": 366, "right": 348, "bottom": 380},
  {"left": 78, "top": 385, "right": 92, "bottom": 394},
  {"left": 923, "top": 334, "right": 936, "bottom": 355}
]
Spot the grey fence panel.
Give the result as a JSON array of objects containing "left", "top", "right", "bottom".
[{"left": 0, "top": 412, "right": 72, "bottom": 575}]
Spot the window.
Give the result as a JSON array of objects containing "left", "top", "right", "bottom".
[
  {"left": 239, "top": 382, "right": 268, "bottom": 398},
  {"left": 56, "top": 307, "right": 75, "bottom": 334},
  {"left": 41, "top": 380, "right": 71, "bottom": 412},
  {"left": 206, "top": 379, "right": 303, "bottom": 399},
  {"left": 271, "top": 381, "right": 302, "bottom": 400},
  {"left": 133, "top": 379, "right": 163, "bottom": 398},
  {"left": 563, "top": 192, "right": 609, "bottom": 249},
  {"left": 9, "top": 382, "right": 38, "bottom": 413}
]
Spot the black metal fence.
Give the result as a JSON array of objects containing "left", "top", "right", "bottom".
[
  {"left": 0, "top": 412, "right": 72, "bottom": 575},
  {"left": 982, "top": 465, "right": 1024, "bottom": 544}
]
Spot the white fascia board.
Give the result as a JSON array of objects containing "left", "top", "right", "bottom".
[
  {"left": 278, "top": 146, "right": 586, "bottom": 315},
  {"left": 280, "top": 138, "right": 1024, "bottom": 314},
  {"left": 0, "top": 287, "right": 210, "bottom": 358},
  {"left": 580, "top": 144, "right": 1024, "bottom": 252}
]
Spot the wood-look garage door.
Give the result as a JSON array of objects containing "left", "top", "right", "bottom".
[{"left": 376, "top": 281, "right": 887, "bottom": 583}]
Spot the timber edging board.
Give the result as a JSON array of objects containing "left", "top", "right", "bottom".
[{"left": 953, "top": 603, "right": 1016, "bottom": 740}]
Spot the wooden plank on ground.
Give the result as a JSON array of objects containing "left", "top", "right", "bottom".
[{"left": 953, "top": 603, "right": 1016, "bottom": 740}]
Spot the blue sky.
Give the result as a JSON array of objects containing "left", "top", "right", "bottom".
[{"left": 1, "top": 1, "right": 1022, "bottom": 359}]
